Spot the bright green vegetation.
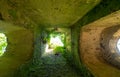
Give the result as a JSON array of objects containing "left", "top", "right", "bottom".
[
  {"left": 0, "top": 33, "right": 7, "bottom": 56},
  {"left": 48, "top": 32, "right": 65, "bottom": 54}
]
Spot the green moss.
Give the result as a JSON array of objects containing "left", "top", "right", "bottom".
[
  {"left": 8, "top": 9, "right": 17, "bottom": 19},
  {"left": 75, "top": 0, "right": 120, "bottom": 26},
  {"left": 26, "top": 0, "right": 100, "bottom": 27},
  {"left": 14, "top": 27, "right": 85, "bottom": 77},
  {"left": 71, "top": 26, "right": 94, "bottom": 77}
]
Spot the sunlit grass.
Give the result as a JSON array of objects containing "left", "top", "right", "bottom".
[{"left": 0, "top": 33, "right": 7, "bottom": 56}]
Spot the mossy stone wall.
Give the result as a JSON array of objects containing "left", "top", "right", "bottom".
[{"left": 0, "top": 21, "right": 33, "bottom": 77}]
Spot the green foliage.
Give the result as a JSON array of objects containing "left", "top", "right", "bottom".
[
  {"left": 50, "top": 32, "right": 65, "bottom": 42},
  {"left": 0, "top": 33, "right": 7, "bottom": 56},
  {"left": 53, "top": 46, "right": 65, "bottom": 54},
  {"left": 49, "top": 33, "right": 65, "bottom": 47},
  {"left": 0, "top": 43, "right": 7, "bottom": 56}
]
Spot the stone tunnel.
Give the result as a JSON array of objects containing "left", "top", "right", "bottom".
[{"left": 0, "top": 0, "right": 120, "bottom": 77}]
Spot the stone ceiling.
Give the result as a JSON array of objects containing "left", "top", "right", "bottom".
[{"left": 0, "top": 0, "right": 100, "bottom": 28}]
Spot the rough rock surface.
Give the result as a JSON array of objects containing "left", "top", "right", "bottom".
[{"left": 15, "top": 52, "right": 81, "bottom": 77}]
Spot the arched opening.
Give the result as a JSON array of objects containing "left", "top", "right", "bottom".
[{"left": 100, "top": 26, "right": 120, "bottom": 68}]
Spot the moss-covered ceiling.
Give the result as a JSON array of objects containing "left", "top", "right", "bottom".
[{"left": 0, "top": 0, "right": 100, "bottom": 28}]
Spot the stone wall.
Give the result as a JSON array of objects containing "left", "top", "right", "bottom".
[
  {"left": 80, "top": 10, "right": 120, "bottom": 77},
  {"left": 0, "top": 21, "right": 33, "bottom": 77}
]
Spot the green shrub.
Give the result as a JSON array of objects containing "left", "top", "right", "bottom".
[{"left": 53, "top": 46, "right": 65, "bottom": 54}]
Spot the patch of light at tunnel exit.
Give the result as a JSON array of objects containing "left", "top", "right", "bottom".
[
  {"left": 117, "top": 39, "right": 120, "bottom": 52},
  {"left": 50, "top": 36, "right": 64, "bottom": 47},
  {"left": 45, "top": 44, "right": 53, "bottom": 53},
  {"left": 45, "top": 36, "right": 64, "bottom": 53}
]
